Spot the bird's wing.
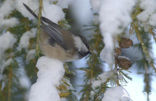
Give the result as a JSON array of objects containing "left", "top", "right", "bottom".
[
  {"left": 23, "top": 3, "right": 67, "bottom": 50},
  {"left": 41, "top": 16, "right": 60, "bottom": 29},
  {"left": 41, "top": 23, "right": 67, "bottom": 49}
]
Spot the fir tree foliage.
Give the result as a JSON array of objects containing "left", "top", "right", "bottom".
[{"left": 0, "top": 0, "right": 156, "bottom": 101}]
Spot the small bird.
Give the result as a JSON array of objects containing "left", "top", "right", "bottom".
[{"left": 23, "top": 3, "right": 90, "bottom": 62}]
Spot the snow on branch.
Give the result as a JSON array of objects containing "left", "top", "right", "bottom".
[
  {"left": 19, "top": 28, "right": 37, "bottom": 50},
  {"left": 42, "top": 1, "right": 65, "bottom": 24},
  {"left": 137, "top": 0, "right": 156, "bottom": 29},
  {"left": 98, "top": 0, "right": 136, "bottom": 65},
  {"left": 28, "top": 56, "right": 65, "bottom": 101},
  {"left": 0, "top": 0, "right": 19, "bottom": 27},
  {"left": 0, "top": 0, "right": 14, "bottom": 18},
  {"left": 0, "top": 32, "right": 16, "bottom": 79},
  {"left": 15, "top": 0, "right": 68, "bottom": 23},
  {"left": 102, "top": 86, "right": 131, "bottom": 101},
  {"left": 0, "top": 32, "right": 17, "bottom": 53}
]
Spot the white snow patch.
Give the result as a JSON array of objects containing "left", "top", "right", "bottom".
[
  {"left": 102, "top": 86, "right": 132, "bottom": 101},
  {"left": 137, "top": 0, "right": 156, "bottom": 27},
  {"left": 17, "top": 67, "right": 31, "bottom": 89},
  {"left": 42, "top": 1, "right": 65, "bottom": 24},
  {"left": 92, "top": 70, "right": 123, "bottom": 89},
  {"left": 0, "top": 17, "right": 19, "bottom": 27},
  {"left": 0, "top": 58, "right": 13, "bottom": 74},
  {"left": 16, "top": 57, "right": 31, "bottom": 89},
  {"left": 0, "top": 32, "right": 16, "bottom": 84},
  {"left": 57, "top": 0, "right": 72, "bottom": 9},
  {"left": 26, "top": 49, "right": 36, "bottom": 62},
  {"left": 0, "top": 0, "right": 15, "bottom": 18},
  {"left": 15, "top": 0, "right": 65, "bottom": 22},
  {"left": 28, "top": 56, "right": 65, "bottom": 101},
  {"left": 92, "top": 71, "right": 113, "bottom": 89},
  {"left": 149, "top": 13, "right": 156, "bottom": 26},
  {"left": 0, "top": 31, "right": 17, "bottom": 53},
  {"left": 19, "top": 28, "right": 37, "bottom": 50},
  {"left": 0, "top": 0, "right": 19, "bottom": 27},
  {"left": 90, "top": 0, "right": 102, "bottom": 13},
  {"left": 0, "top": 0, "right": 67, "bottom": 23},
  {"left": 118, "top": 56, "right": 131, "bottom": 61},
  {"left": 71, "top": 0, "right": 93, "bottom": 27}
]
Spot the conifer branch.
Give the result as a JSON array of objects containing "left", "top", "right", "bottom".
[{"left": 133, "top": 23, "right": 156, "bottom": 72}]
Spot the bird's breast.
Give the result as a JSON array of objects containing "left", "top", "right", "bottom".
[{"left": 39, "top": 31, "right": 78, "bottom": 62}]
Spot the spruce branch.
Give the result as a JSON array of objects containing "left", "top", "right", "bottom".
[
  {"left": 132, "top": 22, "right": 156, "bottom": 72},
  {"left": 80, "top": 28, "right": 104, "bottom": 101}
]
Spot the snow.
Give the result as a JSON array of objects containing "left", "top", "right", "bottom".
[
  {"left": 19, "top": 28, "right": 37, "bottom": 50},
  {"left": 42, "top": 1, "right": 65, "bottom": 24},
  {"left": 0, "top": 58, "right": 13, "bottom": 74},
  {"left": 16, "top": 57, "right": 31, "bottom": 89},
  {"left": 137, "top": 0, "right": 156, "bottom": 27},
  {"left": 26, "top": 49, "right": 36, "bottom": 62},
  {"left": 0, "top": 0, "right": 68, "bottom": 26},
  {"left": 28, "top": 56, "right": 65, "bottom": 101},
  {"left": 71, "top": 0, "right": 93, "bottom": 27},
  {"left": 57, "top": 0, "right": 72, "bottom": 9},
  {"left": 15, "top": 0, "right": 65, "bottom": 23},
  {"left": 0, "top": 18, "right": 19, "bottom": 27},
  {"left": 0, "top": 31, "right": 17, "bottom": 53},
  {"left": 0, "top": 0, "right": 66, "bottom": 23},
  {"left": 0, "top": 32, "right": 16, "bottom": 85},
  {"left": 118, "top": 56, "right": 131, "bottom": 61},
  {"left": 90, "top": 0, "right": 102, "bottom": 13},
  {"left": 0, "top": 0, "right": 19, "bottom": 27},
  {"left": 102, "top": 86, "right": 132, "bottom": 101},
  {"left": 0, "top": 0, "right": 15, "bottom": 18},
  {"left": 92, "top": 70, "right": 123, "bottom": 89},
  {"left": 18, "top": 67, "right": 31, "bottom": 89},
  {"left": 92, "top": 71, "right": 113, "bottom": 89},
  {"left": 98, "top": 0, "right": 136, "bottom": 65},
  {"left": 47, "top": 0, "right": 72, "bottom": 9},
  {"left": 149, "top": 13, "right": 156, "bottom": 26}
]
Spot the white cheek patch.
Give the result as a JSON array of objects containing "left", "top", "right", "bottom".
[{"left": 73, "top": 36, "right": 88, "bottom": 52}]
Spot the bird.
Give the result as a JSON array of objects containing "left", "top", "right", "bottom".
[{"left": 23, "top": 3, "right": 90, "bottom": 62}]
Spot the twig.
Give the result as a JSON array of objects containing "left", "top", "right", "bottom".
[
  {"left": 8, "top": 67, "right": 12, "bottom": 101},
  {"left": 36, "top": 0, "right": 43, "bottom": 57}
]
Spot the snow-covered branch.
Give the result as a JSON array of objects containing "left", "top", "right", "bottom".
[
  {"left": 28, "top": 57, "right": 65, "bottom": 101},
  {"left": 93, "top": 0, "right": 136, "bottom": 65}
]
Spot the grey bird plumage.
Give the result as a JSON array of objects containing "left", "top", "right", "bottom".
[{"left": 23, "top": 3, "right": 90, "bottom": 62}]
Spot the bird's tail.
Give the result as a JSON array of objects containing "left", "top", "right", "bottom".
[{"left": 23, "top": 3, "right": 38, "bottom": 19}]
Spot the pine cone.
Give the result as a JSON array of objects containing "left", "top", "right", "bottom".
[
  {"left": 119, "top": 37, "right": 133, "bottom": 48},
  {"left": 117, "top": 56, "right": 132, "bottom": 70},
  {"left": 115, "top": 48, "right": 121, "bottom": 56}
]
